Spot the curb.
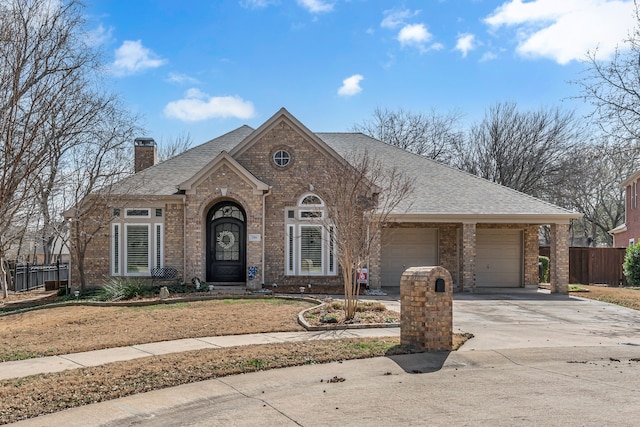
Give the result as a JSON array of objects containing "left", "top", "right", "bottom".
[{"left": 297, "top": 302, "right": 400, "bottom": 331}]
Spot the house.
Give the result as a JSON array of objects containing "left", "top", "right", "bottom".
[
  {"left": 610, "top": 171, "right": 640, "bottom": 247},
  {"left": 65, "top": 108, "right": 579, "bottom": 293}
]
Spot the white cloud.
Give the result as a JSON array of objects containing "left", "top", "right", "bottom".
[
  {"left": 338, "top": 74, "right": 364, "bottom": 97},
  {"left": 455, "top": 33, "right": 476, "bottom": 58},
  {"left": 167, "top": 72, "right": 200, "bottom": 85},
  {"left": 381, "top": 9, "right": 420, "bottom": 29},
  {"left": 111, "top": 40, "right": 166, "bottom": 76},
  {"left": 398, "top": 23, "right": 432, "bottom": 50},
  {"left": 484, "top": 0, "right": 635, "bottom": 64},
  {"left": 239, "top": 0, "right": 275, "bottom": 8},
  {"left": 86, "top": 24, "right": 112, "bottom": 47},
  {"left": 297, "top": 0, "right": 333, "bottom": 13},
  {"left": 164, "top": 90, "right": 256, "bottom": 122},
  {"left": 480, "top": 51, "right": 498, "bottom": 62}
]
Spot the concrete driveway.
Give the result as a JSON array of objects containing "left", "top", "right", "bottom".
[
  {"left": 454, "top": 287, "right": 640, "bottom": 350},
  {"left": 12, "top": 287, "right": 640, "bottom": 427}
]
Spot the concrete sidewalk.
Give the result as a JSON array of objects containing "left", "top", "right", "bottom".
[
  {"left": 0, "top": 327, "right": 400, "bottom": 381},
  {"left": 11, "top": 345, "right": 640, "bottom": 427}
]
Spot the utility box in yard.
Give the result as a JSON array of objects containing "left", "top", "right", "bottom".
[{"left": 400, "top": 266, "right": 453, "bottom": 351}]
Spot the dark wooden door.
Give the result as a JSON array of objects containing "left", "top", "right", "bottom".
[{"left": 207, "top": 217, "right": 245, "bottom": 282}]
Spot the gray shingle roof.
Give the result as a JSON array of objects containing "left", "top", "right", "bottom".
[
  {"left": 114, "top": 124, "right": 578, "bottom": 220},
  {"left": 114, "top": 125, "right": 254, "bottom": 196},
  {"left": 317, "top": 132, "right": 577, "bottom": 218}
]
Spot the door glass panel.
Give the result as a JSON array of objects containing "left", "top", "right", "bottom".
[{"left": 215, "top": 223, "right": 240, "bottom": 261}]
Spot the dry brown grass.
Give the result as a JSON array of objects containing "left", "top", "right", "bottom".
[
  {"left": 569, "top": 285, "right": 640, "bottom": 310},
  {"left": 0, "top": 298, "right": 312, "bottom": 362}
]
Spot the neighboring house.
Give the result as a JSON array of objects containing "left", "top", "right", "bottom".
[
  {"left": 610, "top": 171, "right": 640, "bottom": 247},
  {"left": 65, "top": 108, "right": 579, "bottom": 293}
]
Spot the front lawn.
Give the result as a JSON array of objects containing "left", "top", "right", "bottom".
[{"left": 569, "top": 285, "right": 640, "bottom": 310}]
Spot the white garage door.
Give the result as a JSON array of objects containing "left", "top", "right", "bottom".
[
  {"left": 476, "top": 229, "right": 522, "bottom": 288},
  {"left": 381, "top": 228, "right": 438, "bottom": 287}
]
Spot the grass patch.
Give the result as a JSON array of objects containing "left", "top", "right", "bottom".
[
  {"left": 570, "top": 285, "right": 640, "bottom": 311},
  {"left": 0, "top": 299, "right": 314, "bottom": 362}
]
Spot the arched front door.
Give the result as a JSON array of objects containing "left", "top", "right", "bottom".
[{"left": 206, "top": 202, "right": 246, "bottom": 283}]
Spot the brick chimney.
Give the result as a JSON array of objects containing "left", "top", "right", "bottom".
[{"left": 134, "top": 137, "right": 157, "bottom": 173}]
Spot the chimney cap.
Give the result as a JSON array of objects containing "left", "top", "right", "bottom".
[{"left": 134, "top": 137, "right": 156, "bottom": 146}]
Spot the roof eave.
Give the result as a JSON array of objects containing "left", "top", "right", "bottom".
[{"left": 386, "top": 212, "right": 582, "bottom": 224}]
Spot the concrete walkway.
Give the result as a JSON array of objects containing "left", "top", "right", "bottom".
[{"left": 0, "top": 328, "right": 399, "bottom": 381}]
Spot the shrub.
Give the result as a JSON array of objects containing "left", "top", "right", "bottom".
[
  {"left": 624, "top": 243, "right": 640, "bottom": 286},
  {"left": 538, "top": 256, "right": 550, "bottom": 283},
  {"left": 99, "top": 277, "right": 149, "bottom": 301}
]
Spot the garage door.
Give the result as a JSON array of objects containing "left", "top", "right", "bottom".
[
  {"left": 381, "top": 228, "right": 438, "bottom": 287},
  {"left": 476, "top": 229, "right": 522, "bottom": 288}
]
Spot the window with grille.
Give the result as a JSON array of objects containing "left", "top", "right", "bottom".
[
  {"left": 284, "top": 194, "right": 336, "bottom": 276},
  {"left": 126, "top": 224, "right": 150, "bottom": 274},
  {"left": 300, "top": 226, "right": 322, "bottom": 274},
  {"left": 125, "top": 208, "right": 150, "bottom": 218},
  {"left": 155, "top": 224, "right": 163, "bottom": 269},
  {"left": 112, "top": 224, "right": 120, "bottom": 275}
]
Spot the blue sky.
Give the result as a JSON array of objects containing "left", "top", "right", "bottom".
[{"left": 84, "top": 0, "right": 637, "bottom": 145}]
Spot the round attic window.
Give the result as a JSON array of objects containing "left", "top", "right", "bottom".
[{"left": 273, "top": 150, "right": 291, "bottom": 167}]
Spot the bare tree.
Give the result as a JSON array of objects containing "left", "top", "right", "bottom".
[
  {"left": 158, "top": 132, "right": 193, "bottom": 162},
  {"left": 309, "top": 151, "right": 414, "bottom": 320},
  {"left": 63, "top": 99, "right": 139, "bottom": 291},
  {"left": 353, "top": 107, "right": 463, "bottom": 164},
  {"left": 558, "top": 138, "right": 640, "bottom": 246},
  {"left": 576, "top": 1, "right": 640, "bottom": 141},
  {"left": 454, "top": 102, "right": 582, "bottom": 199},
  {"left": 0, "top": 0, "right": 97, "bottom": 297}
]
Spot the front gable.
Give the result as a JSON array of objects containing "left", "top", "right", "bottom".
[
  {"left": 229, "top": 108, "right": 348, "bottom": 175},
  {"left": 177, "top": 151, "right": 269, "bottom": 196}
]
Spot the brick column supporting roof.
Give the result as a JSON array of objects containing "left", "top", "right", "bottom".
[
  {"left": 550, "top": 223, "right": 569, "bottom": 294},
  {"left": 462, "top": 222, "right": 476, "bottom": 292}
]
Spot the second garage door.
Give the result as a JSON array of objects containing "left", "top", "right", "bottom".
[
  {"left": 380, "top": 228, "right": 438, "bottom": 287},
  {"left": 476, "top": 229, "right": 522, "bottom": 288}
]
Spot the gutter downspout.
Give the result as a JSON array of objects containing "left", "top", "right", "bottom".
[{"left": 262, "top": 186, "right": 272, "bottom": 285}]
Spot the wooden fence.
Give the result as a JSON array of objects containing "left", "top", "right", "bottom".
[{"left": 539, "top": 247, "right": 626, "bottom": 286}]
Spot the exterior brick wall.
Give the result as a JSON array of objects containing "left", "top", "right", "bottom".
[
  {"left": 400, "top": 266, "right": 453, "bottom": 351},
  {"left": 613, "top": 184, "right": 639, "bottom": 247},
  {"left": 235, "top": 121, "right": 343, "bottom": 288},
  {"left": 164, "top": 202, "right": 184, "bottom": 279}
]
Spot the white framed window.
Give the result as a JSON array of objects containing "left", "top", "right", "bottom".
[
  {"left": 155, "top": 224, "right": 164, "bottom": 269},
  {"left": 300, "top": 225, "right": 323, "bottom": 274},
  {"left": 111, "top": 223, "right": 121, "bottom": 275},
  {"left": 125, "top": 208, "right": 150, "bottom": 218},
  {"left": 299, "top": 193, "right": 324, "bottom": 219},
  {"left": 125, "top": 224, "right": 150, "bottom": 275},
  {"left": 112, "top": 215, "right": 164, "bottom": 277},
  {"left": 284, "top": 194, "right": 336, "bottom": 276},
  {"left": 633, "top": 182, "right": 638, "bottom": 209},
  {"left": 286, "top": 225, "right": 295, "bottom": 275}
]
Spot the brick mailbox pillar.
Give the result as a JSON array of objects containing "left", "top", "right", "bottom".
[{"left": 400, "top": 266, "right": 453, "bottom": 352}]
